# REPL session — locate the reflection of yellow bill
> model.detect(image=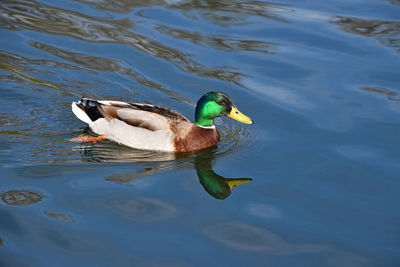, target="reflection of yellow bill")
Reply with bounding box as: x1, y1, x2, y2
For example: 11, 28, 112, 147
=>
226, 178, 253, 190
227, 106, 254, 124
